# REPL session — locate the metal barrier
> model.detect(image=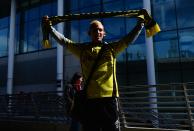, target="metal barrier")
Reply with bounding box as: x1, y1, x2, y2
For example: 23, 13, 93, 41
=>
0, 83, 194, 130
119, 82, 194, 131
0, 91, 69, 123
